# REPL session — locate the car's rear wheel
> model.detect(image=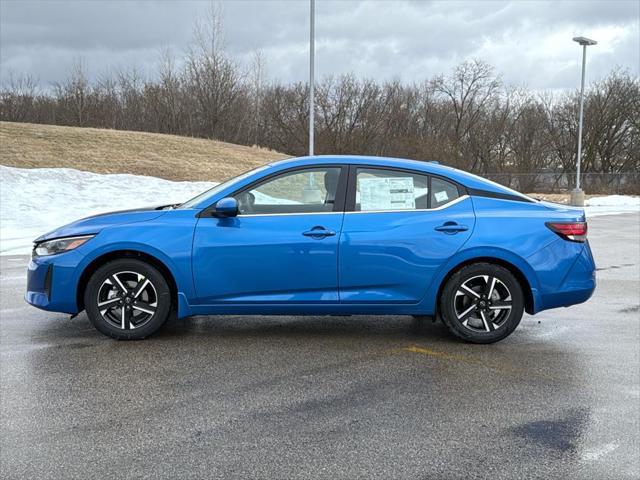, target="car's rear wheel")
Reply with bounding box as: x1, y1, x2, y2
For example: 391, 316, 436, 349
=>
439, 263, 524, 344
84, 258, 171, 340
